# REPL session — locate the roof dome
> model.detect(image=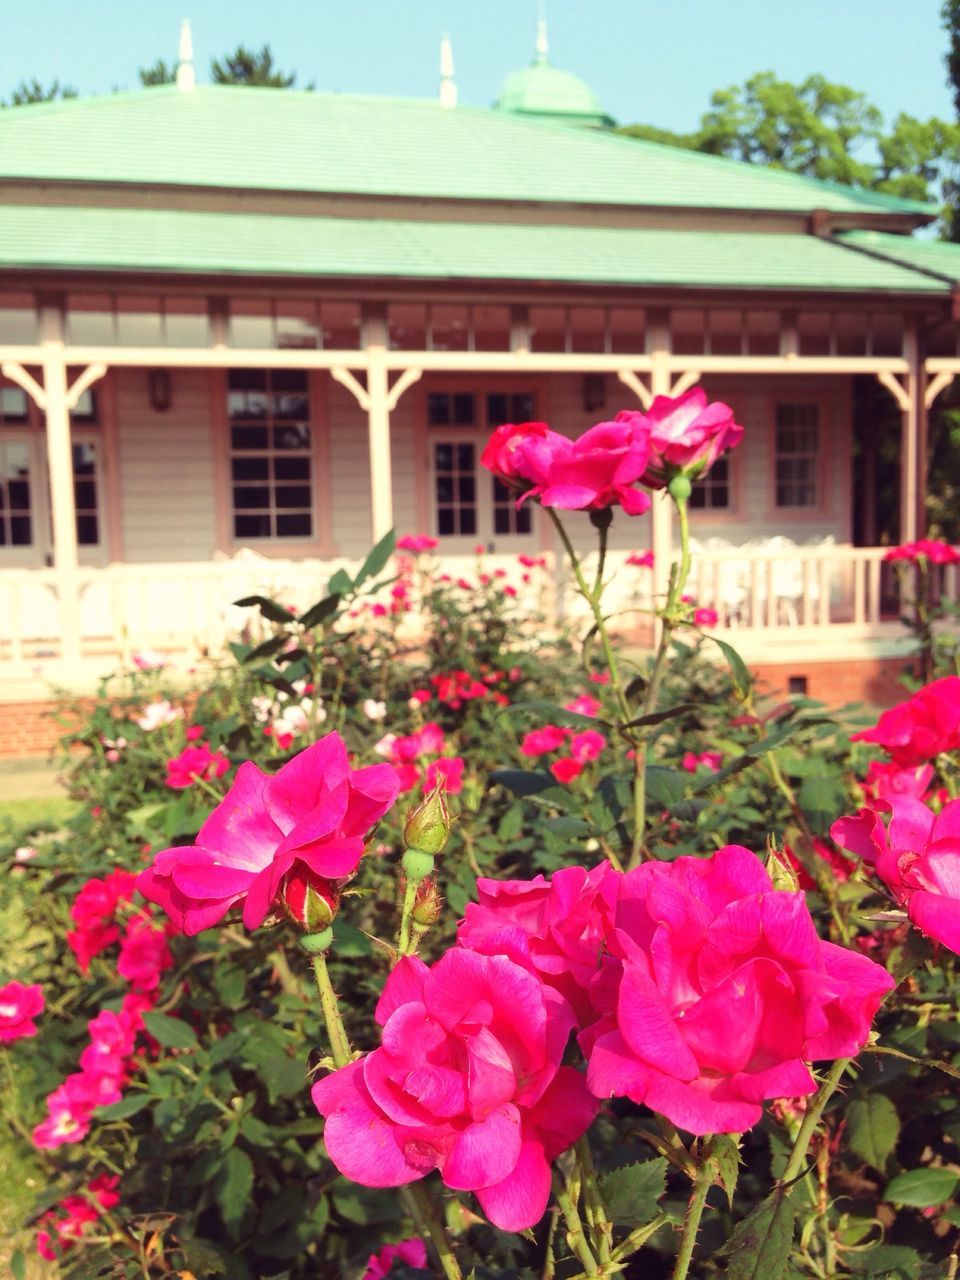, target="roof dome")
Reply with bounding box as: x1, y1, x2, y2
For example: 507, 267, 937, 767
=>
494, 22, 614, 129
